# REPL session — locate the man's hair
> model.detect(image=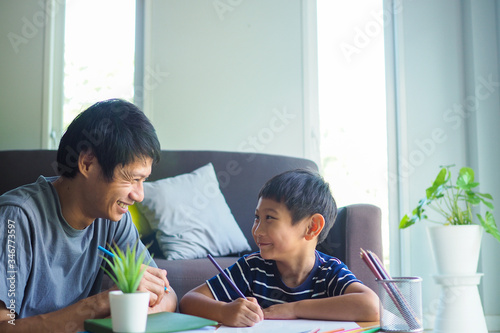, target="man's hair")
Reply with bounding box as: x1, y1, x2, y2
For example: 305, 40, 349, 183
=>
56, 99, 161, 181
258, 169, 337, 243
